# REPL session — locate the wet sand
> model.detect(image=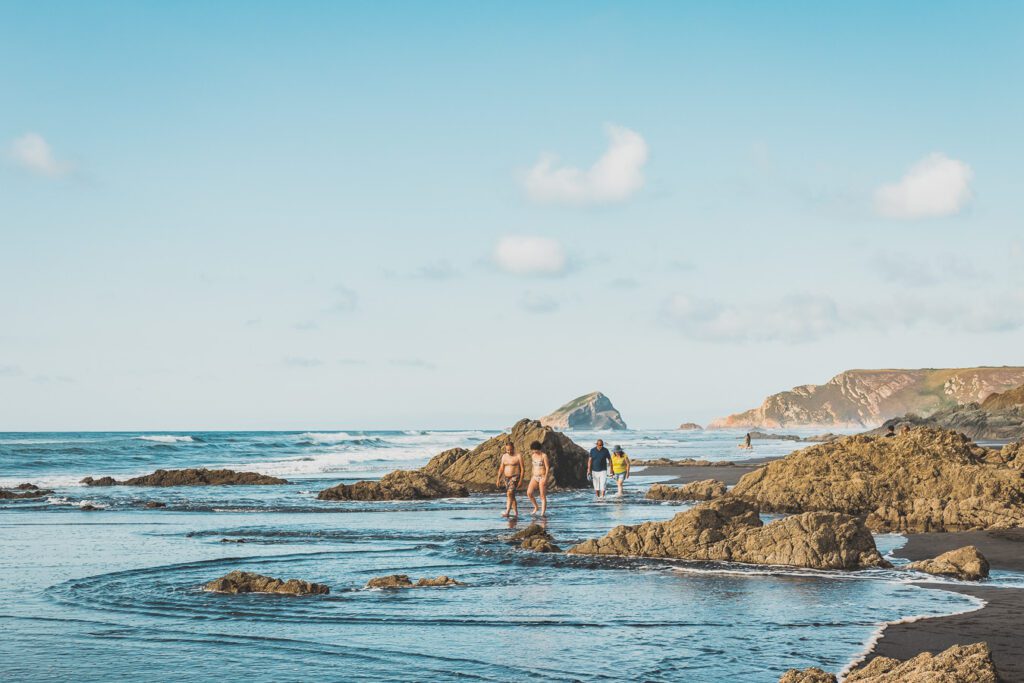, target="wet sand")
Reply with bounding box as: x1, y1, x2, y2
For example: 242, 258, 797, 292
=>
867, 529, 1024, 681
635, 457, 777, 486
